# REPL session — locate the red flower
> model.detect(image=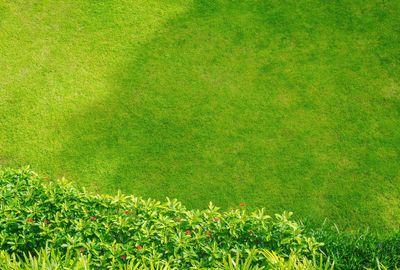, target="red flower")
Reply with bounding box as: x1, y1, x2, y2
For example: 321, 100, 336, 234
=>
125, 211, 129, 214
136, 245, 142, 250
44, 219, 49, 224
90, 217, 97, 221
114, 246, 117, 250
178, 217, 182, 220
206, 231, 211, 236
186, 230, 191, 235
44, 177, 50, 181
213, 218, 220, 221
121, 255, 126, 260
240, 203, 245, 207
28, 219, 34, 223
80, 249, 85, 253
